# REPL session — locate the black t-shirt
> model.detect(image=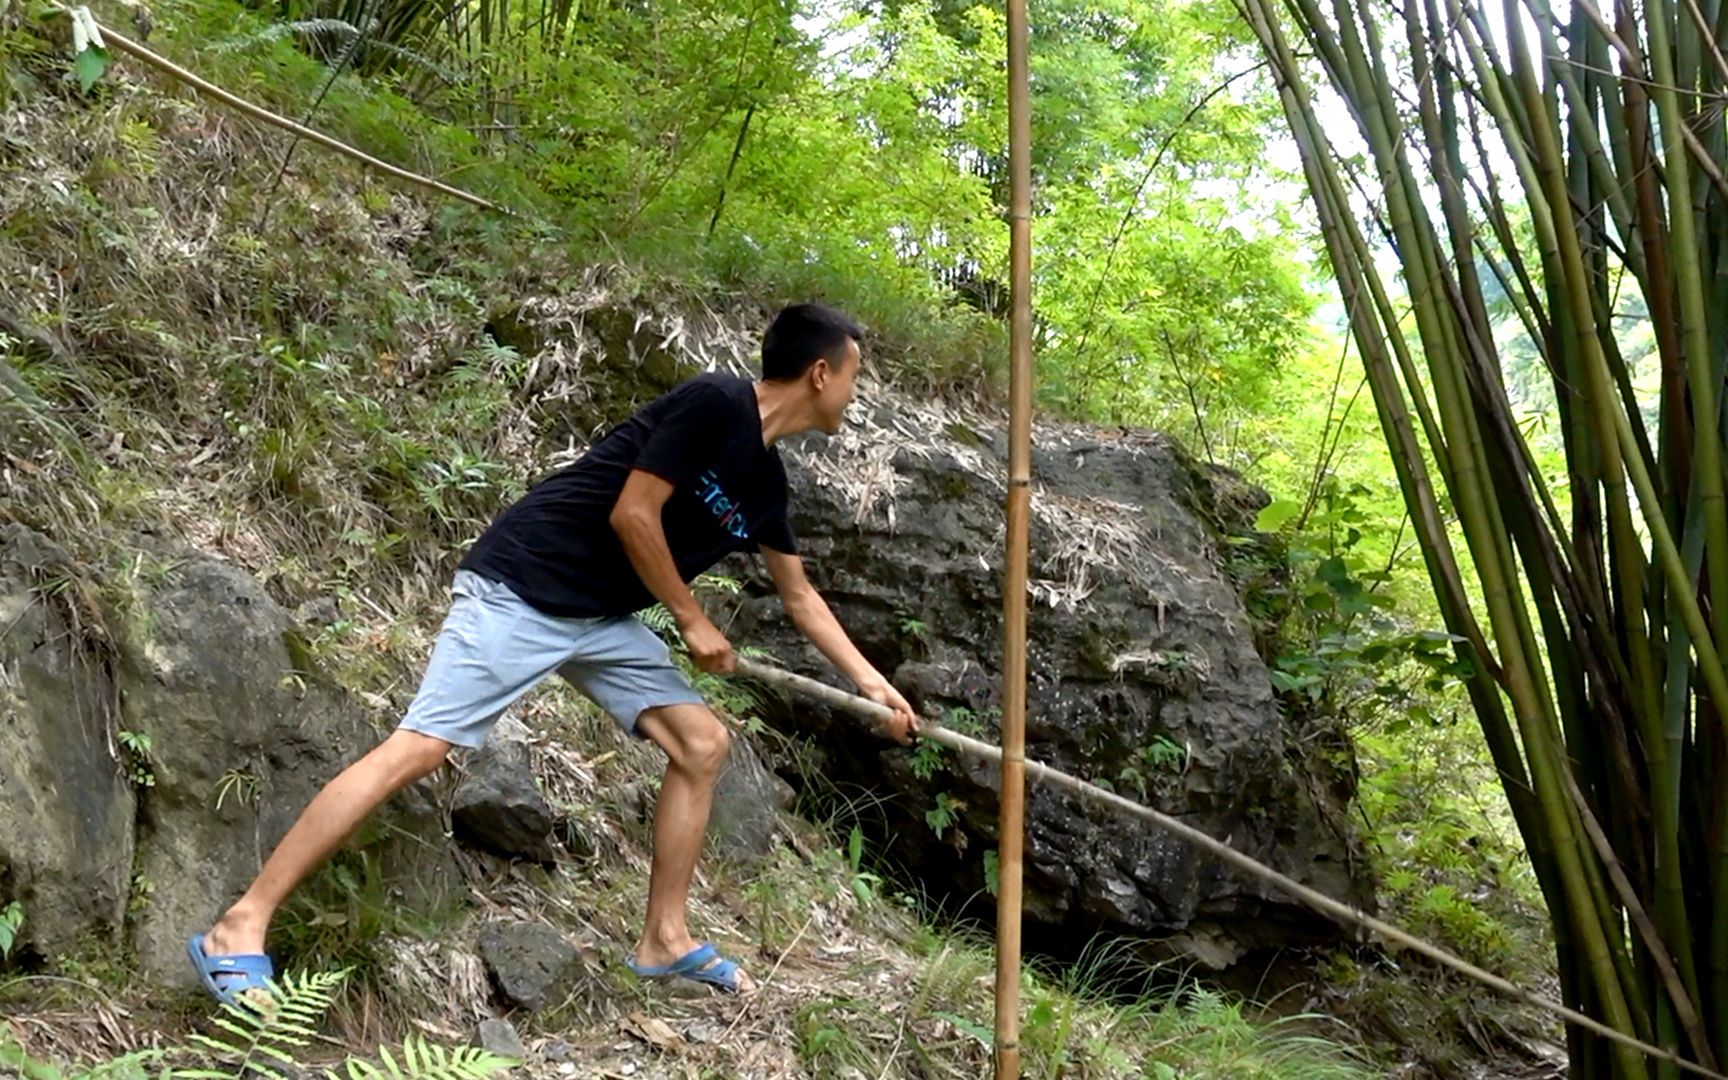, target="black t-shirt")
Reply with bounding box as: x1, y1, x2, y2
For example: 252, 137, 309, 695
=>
460, 373, 797, 617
